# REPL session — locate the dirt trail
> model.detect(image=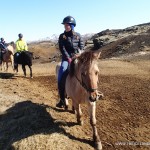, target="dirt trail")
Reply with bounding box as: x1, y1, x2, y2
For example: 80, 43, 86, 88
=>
0, 59, 150, 150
